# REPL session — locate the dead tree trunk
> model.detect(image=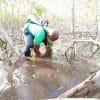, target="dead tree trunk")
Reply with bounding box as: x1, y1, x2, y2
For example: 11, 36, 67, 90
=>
58, 71, 100, 98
